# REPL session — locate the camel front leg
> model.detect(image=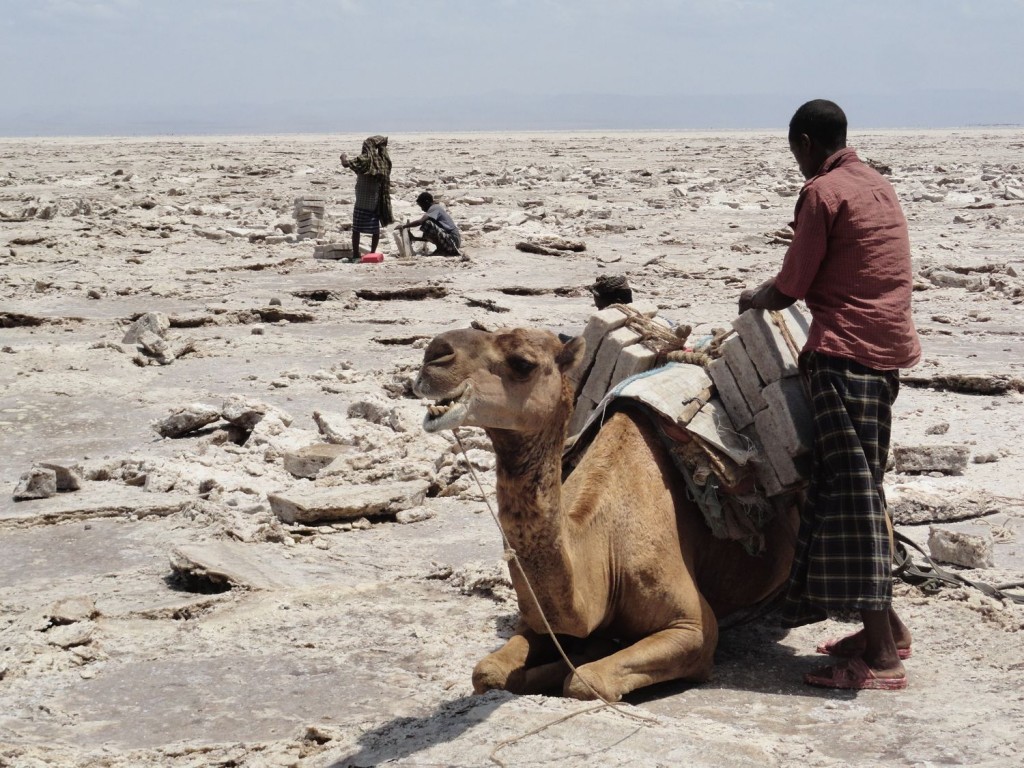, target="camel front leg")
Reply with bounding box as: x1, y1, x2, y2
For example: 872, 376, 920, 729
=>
473, 622, 561, 695
564, 599, 718, 702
